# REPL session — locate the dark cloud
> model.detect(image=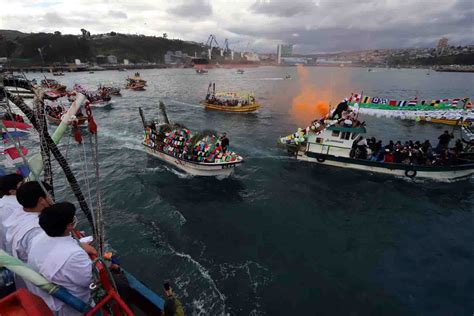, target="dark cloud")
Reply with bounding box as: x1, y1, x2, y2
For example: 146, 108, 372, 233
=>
108, 10, 128, 19
250, 0, 316, 17
168, 0, 213, 19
